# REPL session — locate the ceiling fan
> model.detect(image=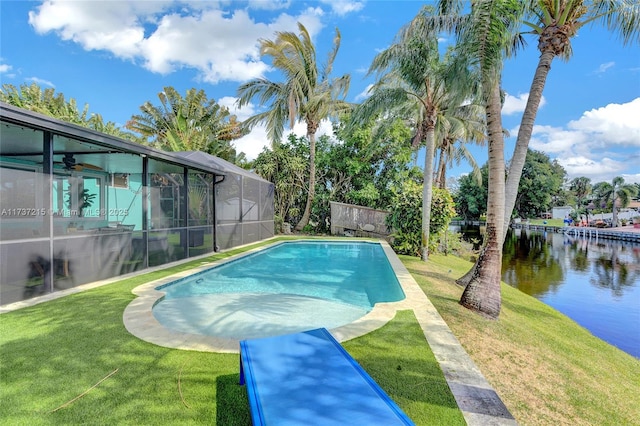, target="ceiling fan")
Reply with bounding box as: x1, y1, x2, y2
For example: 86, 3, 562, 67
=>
60, 153, 103, 171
